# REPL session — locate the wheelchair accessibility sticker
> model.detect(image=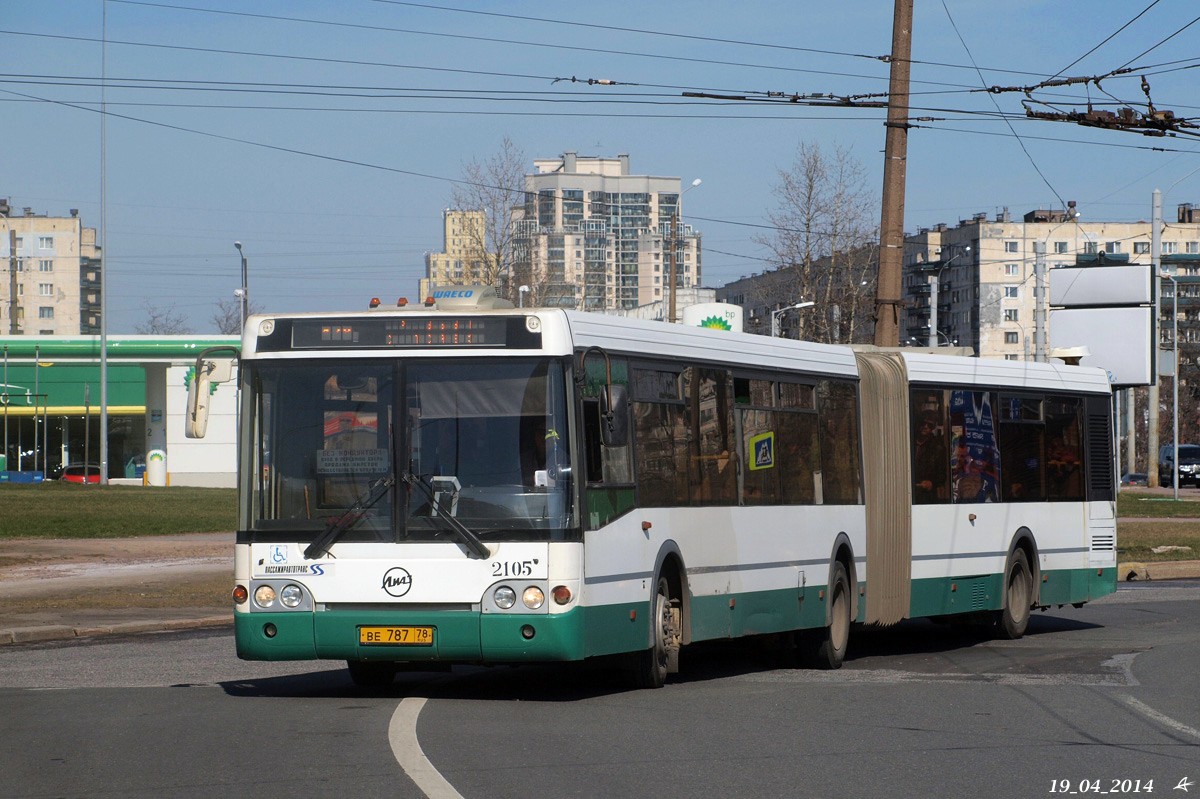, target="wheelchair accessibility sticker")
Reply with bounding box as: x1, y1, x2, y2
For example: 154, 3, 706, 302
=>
749, 432, 775, 471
